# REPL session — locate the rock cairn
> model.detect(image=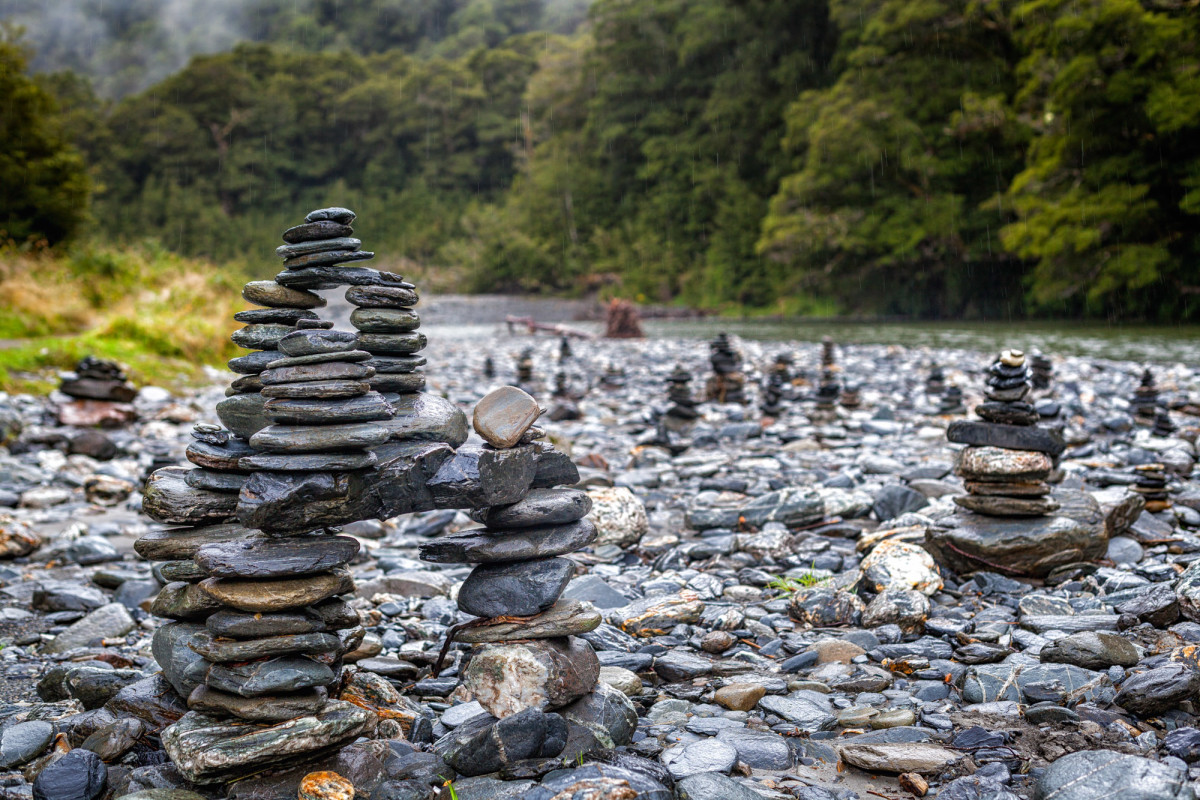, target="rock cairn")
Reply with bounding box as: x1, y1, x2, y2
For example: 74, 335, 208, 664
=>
136, 207, 468, 785
937, 384, 965, 415
559, 334, 572, 361
705, 333, 747, 404
946, 349, 1064, 517
925, 365, 946, 395
600, 364, 626, 390
840, 382, 862, 409
483, 355, 495, 378
1131, 368, 1159, 421
515, 347, 535, 386
420, 386, 605, 776
814, 369, 840, 411
820, 335, 836, 369
59, 356, 138, 403
1031, 351, 1053, 390
1152, 409, 1177, 438
1133, 463, 1171, 512
665, 364, 700, 425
